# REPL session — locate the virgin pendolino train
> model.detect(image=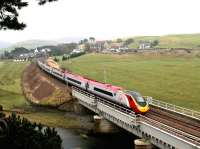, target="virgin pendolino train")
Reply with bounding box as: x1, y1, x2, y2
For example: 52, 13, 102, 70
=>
37, 58, 149, 114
